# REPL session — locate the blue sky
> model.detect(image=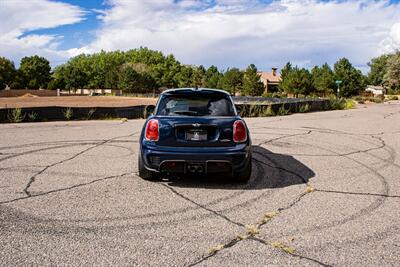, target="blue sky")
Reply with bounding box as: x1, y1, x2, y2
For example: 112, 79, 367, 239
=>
1, 0, 400, 72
